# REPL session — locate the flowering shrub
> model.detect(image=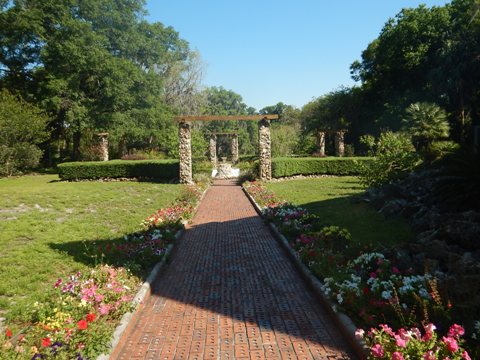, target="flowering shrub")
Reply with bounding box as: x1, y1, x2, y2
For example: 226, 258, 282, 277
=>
244, 181, 476, 352
320, 252, 451, 328
96, 182, 206, 274
2, 265, 139, 359
243, 181, 285, 208
359, 323, 471, 360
